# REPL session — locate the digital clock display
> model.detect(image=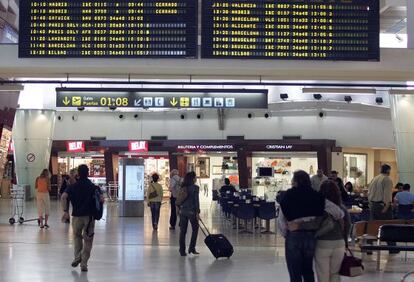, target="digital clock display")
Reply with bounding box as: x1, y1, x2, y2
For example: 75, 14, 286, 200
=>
19, 0, 197, 57
201, 0, 379, 60
56, 88, 269, 109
